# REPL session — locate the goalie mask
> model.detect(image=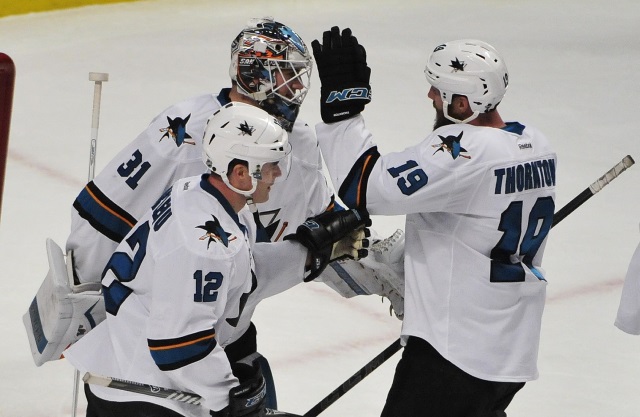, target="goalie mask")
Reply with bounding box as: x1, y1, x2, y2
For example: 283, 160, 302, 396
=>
424, 39, 509, 123
229, 17, 312, 132
203, 102, 292, 197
